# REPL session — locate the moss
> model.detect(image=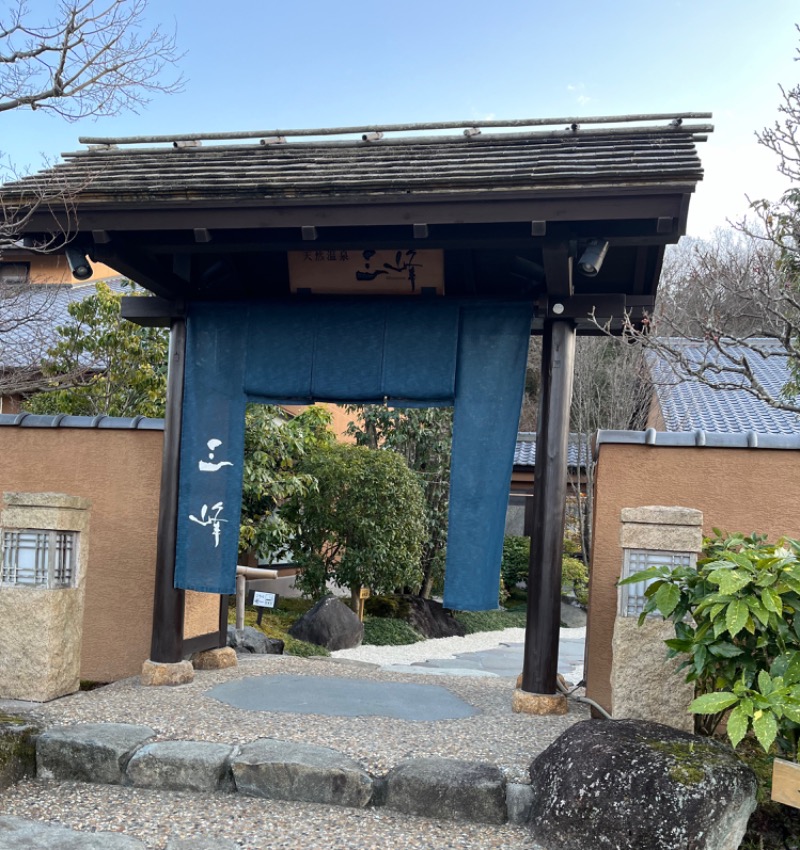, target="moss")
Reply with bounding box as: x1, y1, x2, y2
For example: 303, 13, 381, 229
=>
0, 718, 40, 790
646, 739, 726, 787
